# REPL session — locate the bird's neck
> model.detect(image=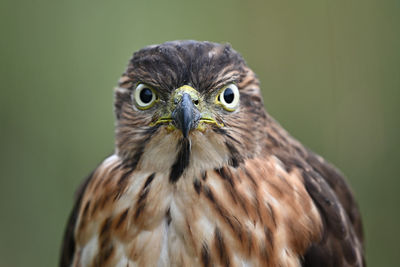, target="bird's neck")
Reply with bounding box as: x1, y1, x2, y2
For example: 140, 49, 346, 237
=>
120, 128, 235, 179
